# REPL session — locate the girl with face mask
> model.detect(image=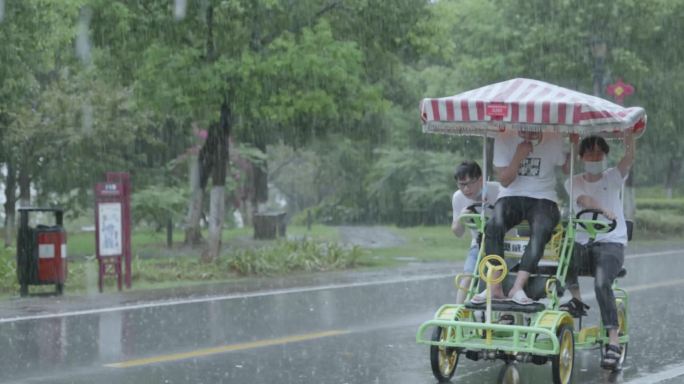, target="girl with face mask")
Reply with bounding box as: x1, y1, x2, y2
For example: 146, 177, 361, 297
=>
583, 158, 607, 175
562, 131, 636, 370
579, 136, 611, 177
